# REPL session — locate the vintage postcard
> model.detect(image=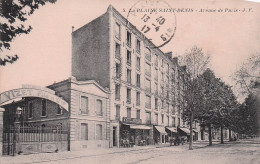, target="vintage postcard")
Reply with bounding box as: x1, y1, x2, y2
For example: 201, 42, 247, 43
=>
0, 0, 259, 163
